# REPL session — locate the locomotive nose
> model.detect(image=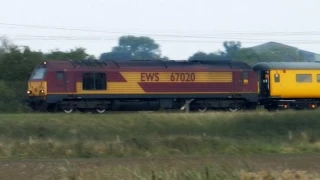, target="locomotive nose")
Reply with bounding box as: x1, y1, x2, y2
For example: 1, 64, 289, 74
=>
27, 81, 47, 96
